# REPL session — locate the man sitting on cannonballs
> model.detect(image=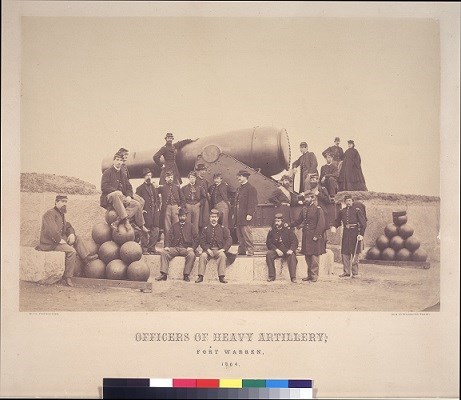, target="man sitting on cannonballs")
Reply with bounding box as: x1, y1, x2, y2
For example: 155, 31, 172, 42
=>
36, 195, 98, 287
100, 151, 149, 233
196, 209, 233, 284
156, 207, 199, 282
265, 213, 298, 283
